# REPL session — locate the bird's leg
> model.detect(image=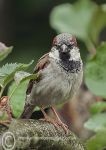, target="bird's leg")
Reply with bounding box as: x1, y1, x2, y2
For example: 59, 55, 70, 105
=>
51, 106, 68, 134
40, 106, 58, 128
0, 120, 10, 127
